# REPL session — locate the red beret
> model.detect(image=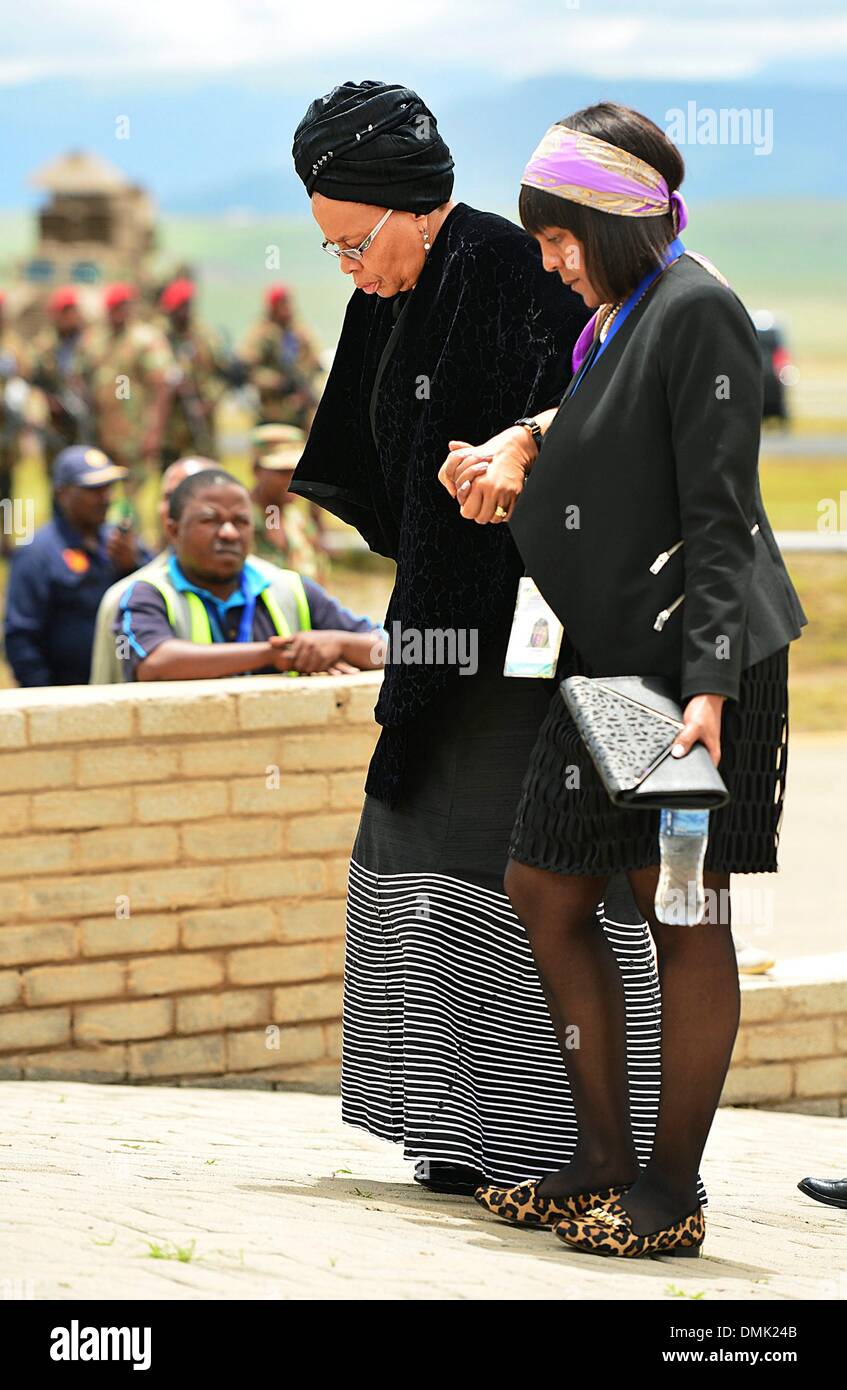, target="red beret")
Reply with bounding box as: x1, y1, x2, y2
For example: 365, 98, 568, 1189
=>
47, 286, 79, 314
159, 278, 195, 313
265, 283, 291, 308
104, 283, 137, 310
